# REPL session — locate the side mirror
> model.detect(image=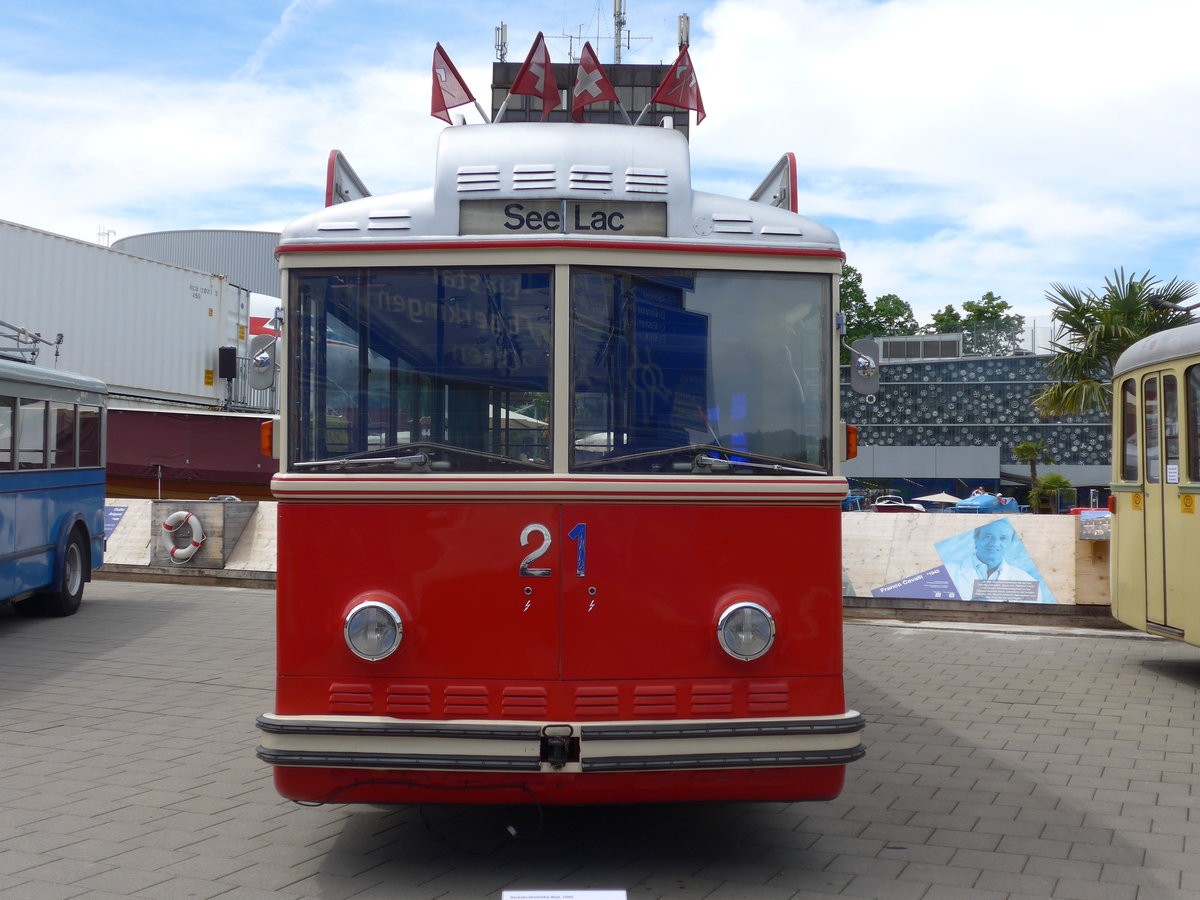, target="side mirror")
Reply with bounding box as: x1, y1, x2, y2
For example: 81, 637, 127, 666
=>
247, 333, 277, 391
848, 339, 879, 399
